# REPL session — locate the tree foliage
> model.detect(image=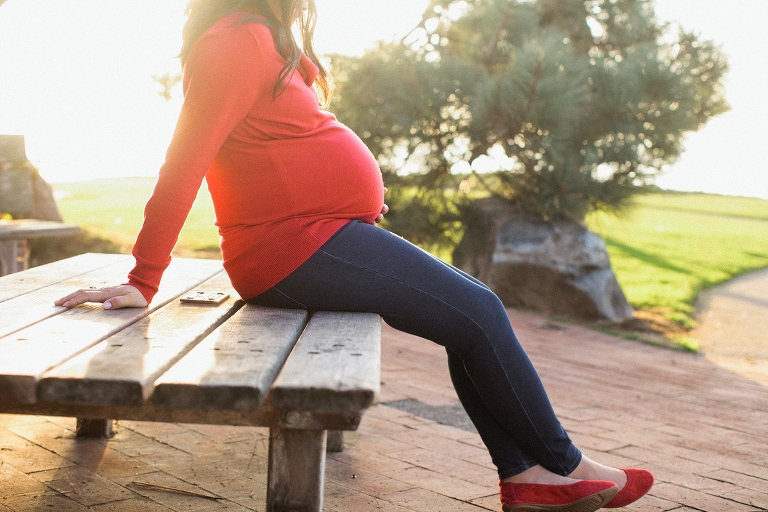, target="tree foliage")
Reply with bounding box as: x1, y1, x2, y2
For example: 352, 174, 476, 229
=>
330, 0, 729, 247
